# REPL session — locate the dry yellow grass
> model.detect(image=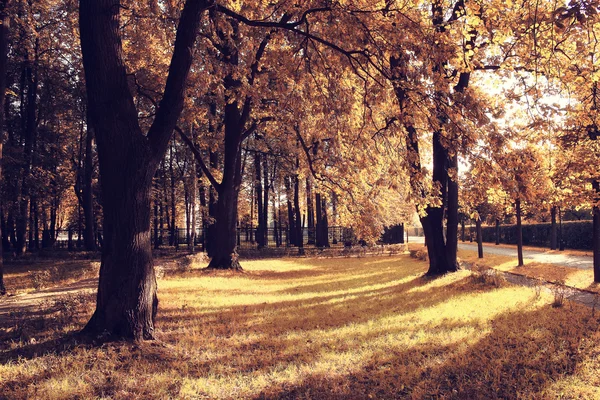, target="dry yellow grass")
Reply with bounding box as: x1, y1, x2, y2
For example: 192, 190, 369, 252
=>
1, 253, 600, 399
